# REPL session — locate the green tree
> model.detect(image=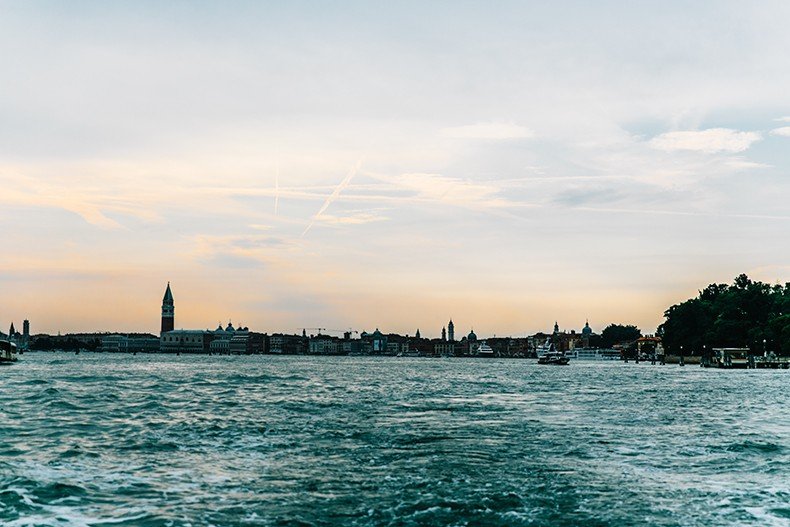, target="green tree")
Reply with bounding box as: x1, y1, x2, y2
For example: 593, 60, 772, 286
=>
600, 324, 642, 348
659, 275, 790, 355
